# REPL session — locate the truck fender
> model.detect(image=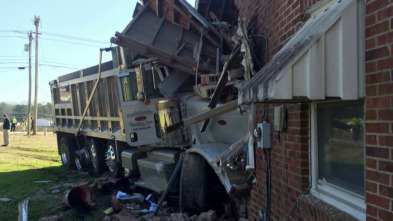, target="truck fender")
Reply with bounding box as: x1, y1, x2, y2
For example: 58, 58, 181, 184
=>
187, 143, 233, 194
